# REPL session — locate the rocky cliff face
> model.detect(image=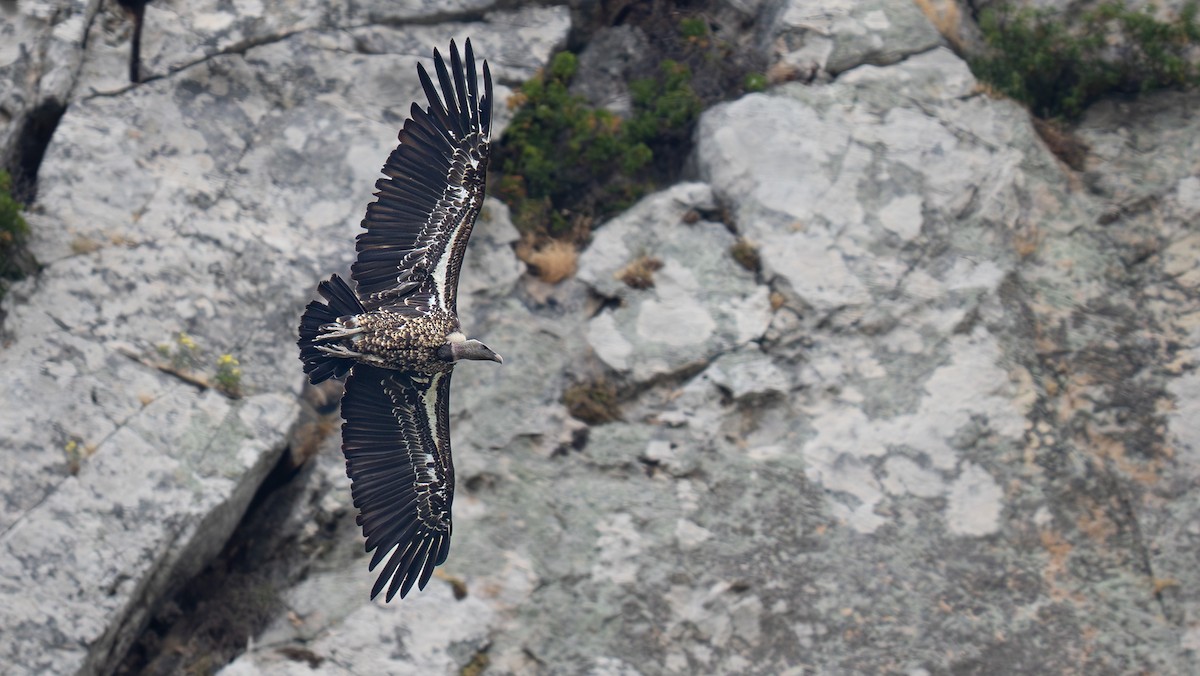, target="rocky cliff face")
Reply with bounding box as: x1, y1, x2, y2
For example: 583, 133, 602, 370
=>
2, 0, 1200, 674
